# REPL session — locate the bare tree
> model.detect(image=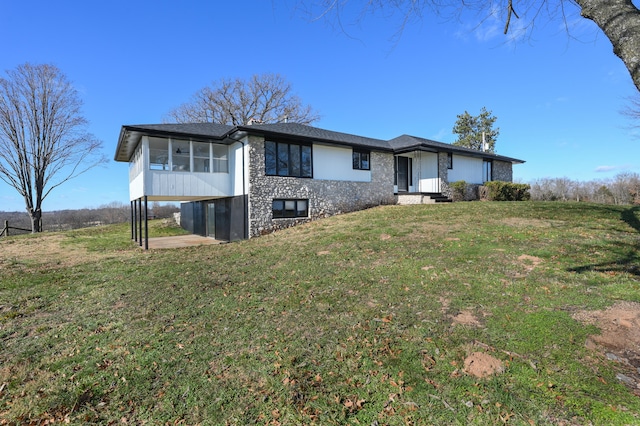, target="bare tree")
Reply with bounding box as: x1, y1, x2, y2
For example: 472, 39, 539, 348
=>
0, 63, 105, 232
529, 173, 640, 204
298, 1, 640, 93
165, 73, 320, 125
